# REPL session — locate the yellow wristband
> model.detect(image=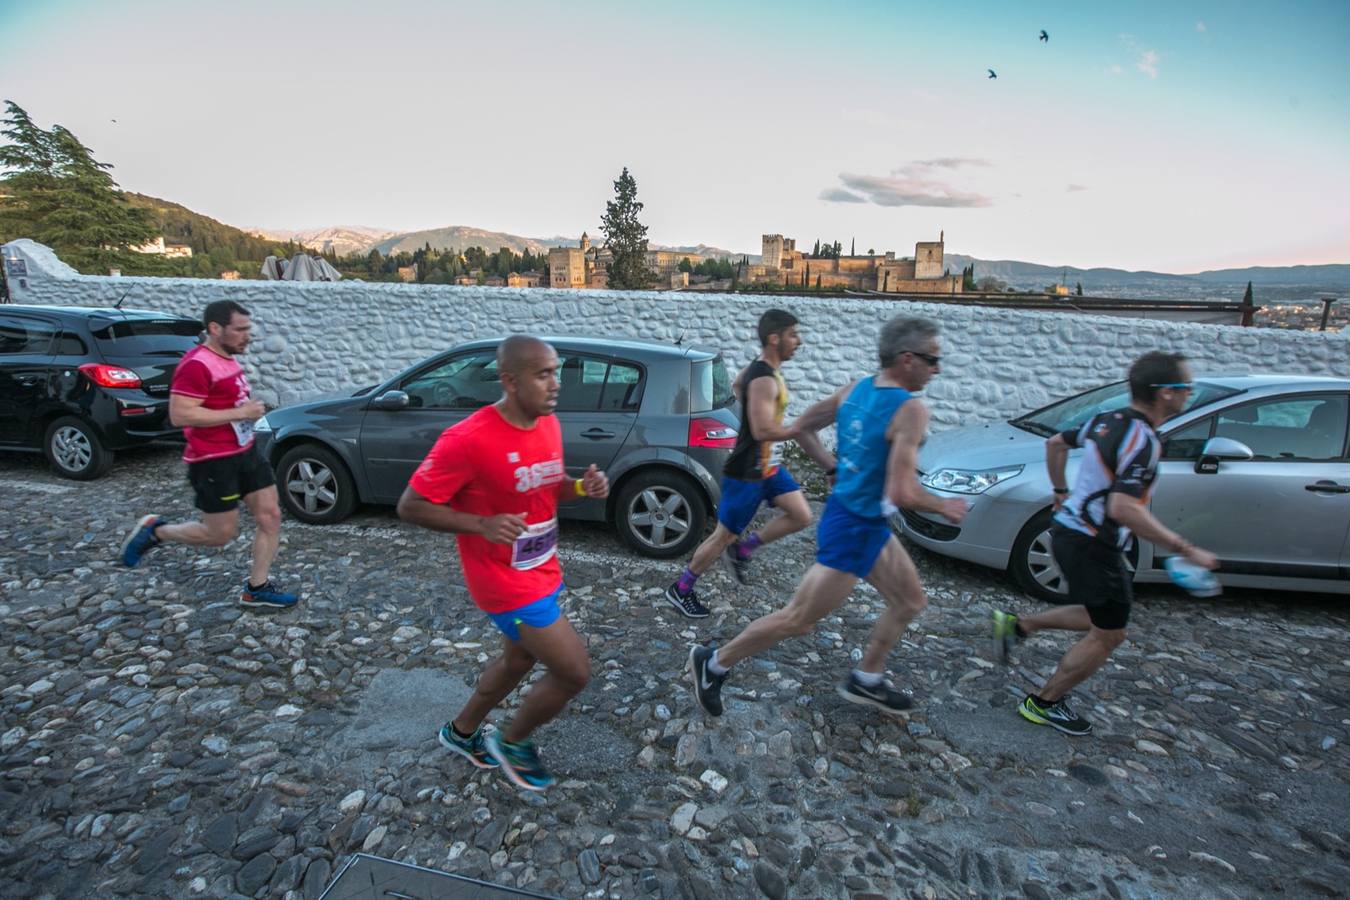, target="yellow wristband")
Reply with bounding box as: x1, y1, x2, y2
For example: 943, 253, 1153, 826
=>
574, 478, 587, 497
